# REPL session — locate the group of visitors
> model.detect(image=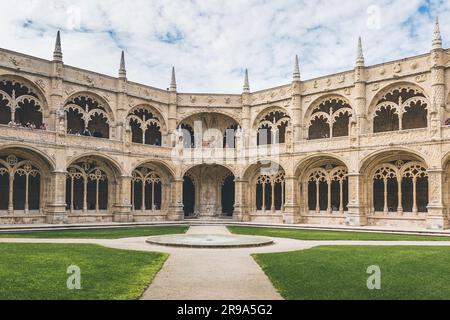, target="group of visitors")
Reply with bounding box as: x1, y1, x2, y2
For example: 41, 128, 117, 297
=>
8, 121, 47, 130
68, 128, 93, 137
67, 128, 104, 138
